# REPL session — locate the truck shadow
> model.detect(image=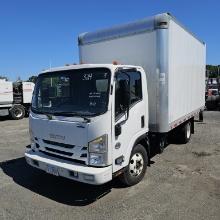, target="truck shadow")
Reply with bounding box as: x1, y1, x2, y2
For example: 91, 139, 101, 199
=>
0, 156, 119, 206
0, 115, 10, 121
0, 147, 163, 206
0, 115, 29, 121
